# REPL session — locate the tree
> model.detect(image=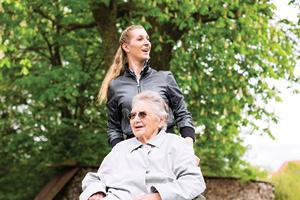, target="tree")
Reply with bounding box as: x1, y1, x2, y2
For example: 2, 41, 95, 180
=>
0, 0, 299, 199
